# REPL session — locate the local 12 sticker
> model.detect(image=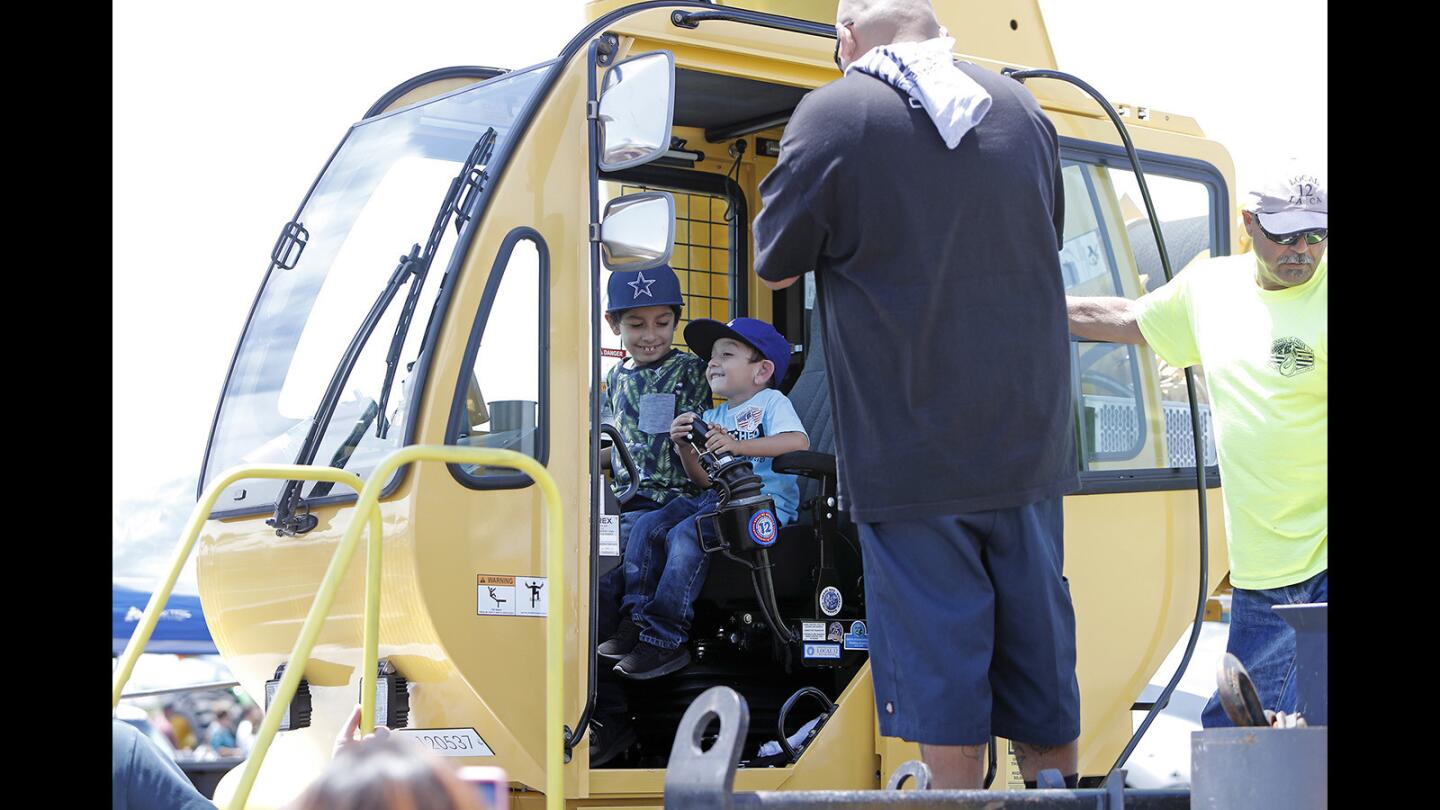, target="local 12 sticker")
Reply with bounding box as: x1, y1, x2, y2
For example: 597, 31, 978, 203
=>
749, 509, 778, 546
